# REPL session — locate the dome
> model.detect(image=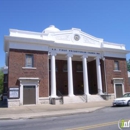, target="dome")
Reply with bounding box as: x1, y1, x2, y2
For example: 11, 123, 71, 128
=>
43, 25, 60, 34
